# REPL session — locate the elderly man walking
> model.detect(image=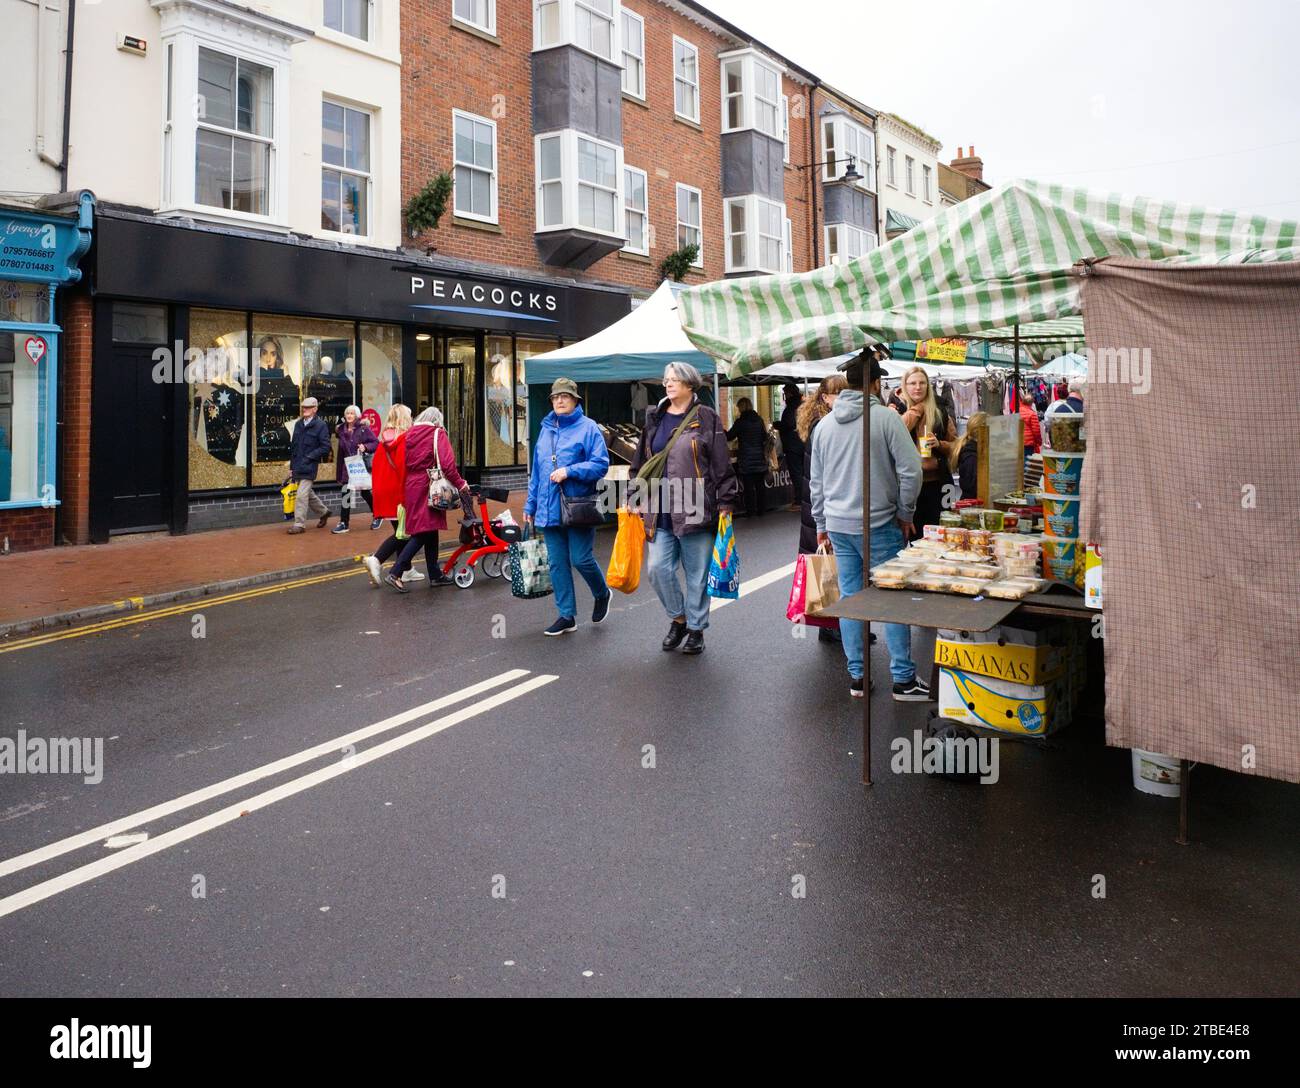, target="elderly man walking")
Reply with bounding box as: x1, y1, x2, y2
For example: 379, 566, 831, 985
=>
287, 396, 333, 534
